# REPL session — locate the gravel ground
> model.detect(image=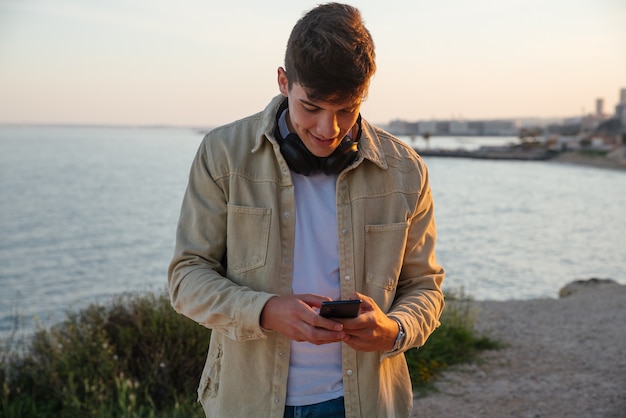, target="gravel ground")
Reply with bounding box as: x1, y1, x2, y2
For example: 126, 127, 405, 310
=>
411, 282, 626, 418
